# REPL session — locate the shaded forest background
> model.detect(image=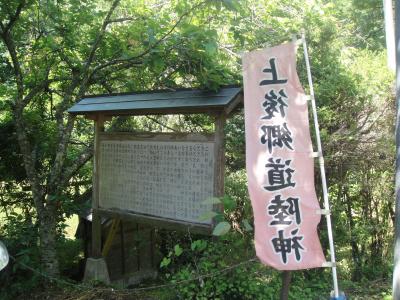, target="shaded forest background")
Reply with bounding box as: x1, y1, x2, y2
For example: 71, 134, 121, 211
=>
0, 0, 395, 299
